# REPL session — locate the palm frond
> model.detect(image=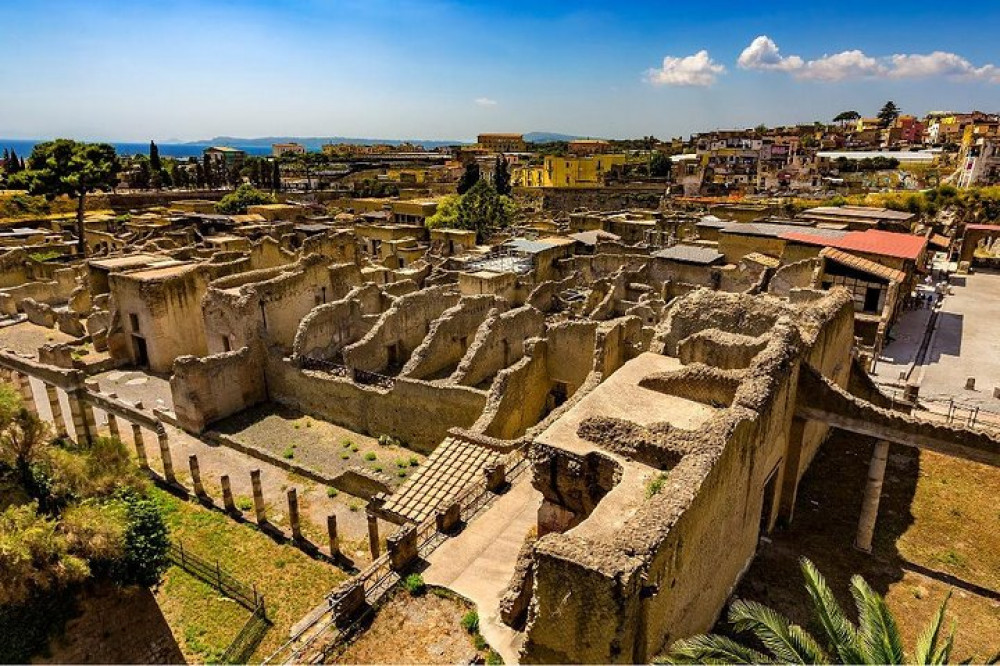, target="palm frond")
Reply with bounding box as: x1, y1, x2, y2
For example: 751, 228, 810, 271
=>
729, 599, 831, 664
663, 633, 776, 664
851, 575, 906, 664
914, 590, 951, 664
799, 557, 864, 664
930, 622, 956, 665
